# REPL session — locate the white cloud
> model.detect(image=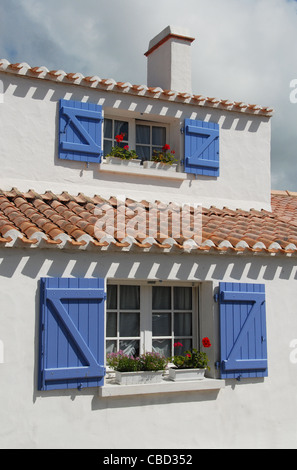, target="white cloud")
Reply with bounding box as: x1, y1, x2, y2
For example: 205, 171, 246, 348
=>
1, 0, 297, 190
